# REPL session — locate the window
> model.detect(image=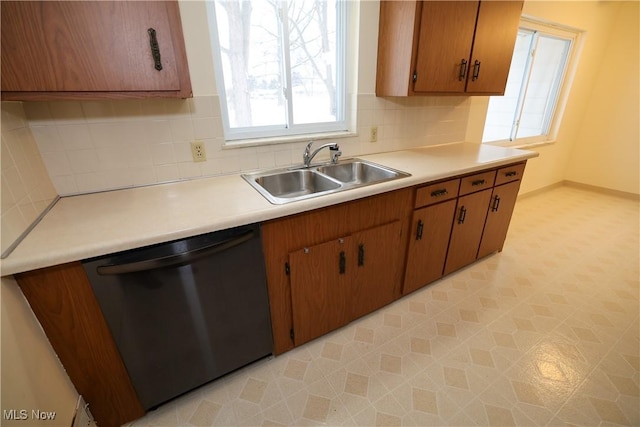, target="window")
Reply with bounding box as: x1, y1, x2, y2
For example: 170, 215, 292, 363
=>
483, 19, 579, 145
207, 0, 348, 142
